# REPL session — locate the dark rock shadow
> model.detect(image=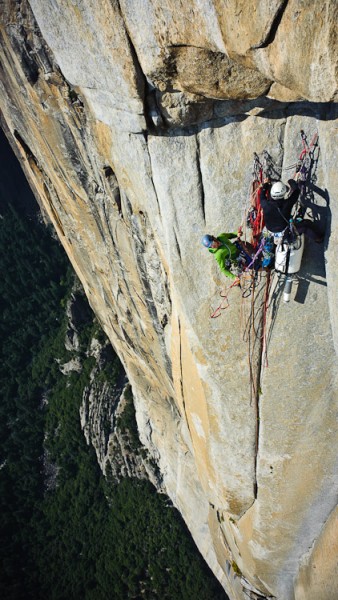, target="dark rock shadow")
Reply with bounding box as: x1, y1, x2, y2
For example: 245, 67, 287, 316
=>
150, 97, 338, 136
293, 138, 331, 303
294, 240, 327, 304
